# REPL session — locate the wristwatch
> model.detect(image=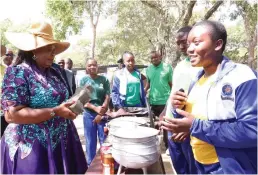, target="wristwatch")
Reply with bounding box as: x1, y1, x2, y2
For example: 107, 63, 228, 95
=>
50, 109, 56, 117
